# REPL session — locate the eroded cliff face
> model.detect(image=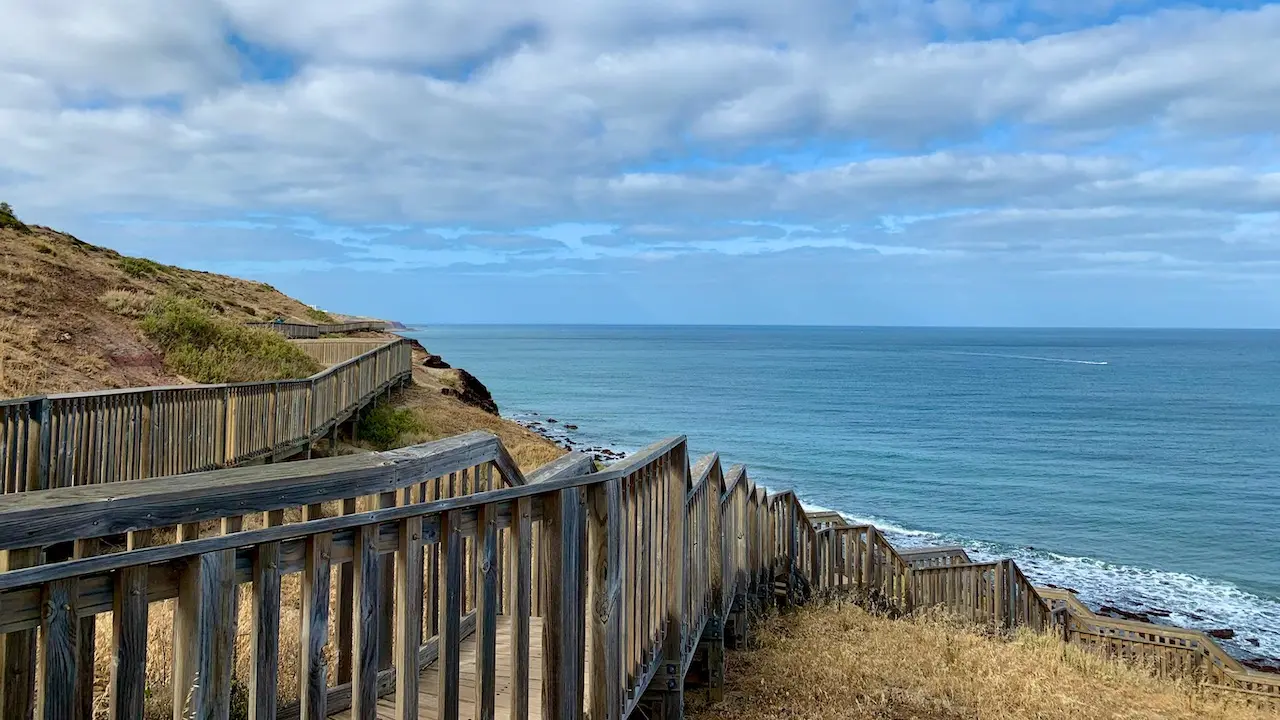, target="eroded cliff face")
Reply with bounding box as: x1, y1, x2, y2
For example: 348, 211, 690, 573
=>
441, 368, 499, 415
